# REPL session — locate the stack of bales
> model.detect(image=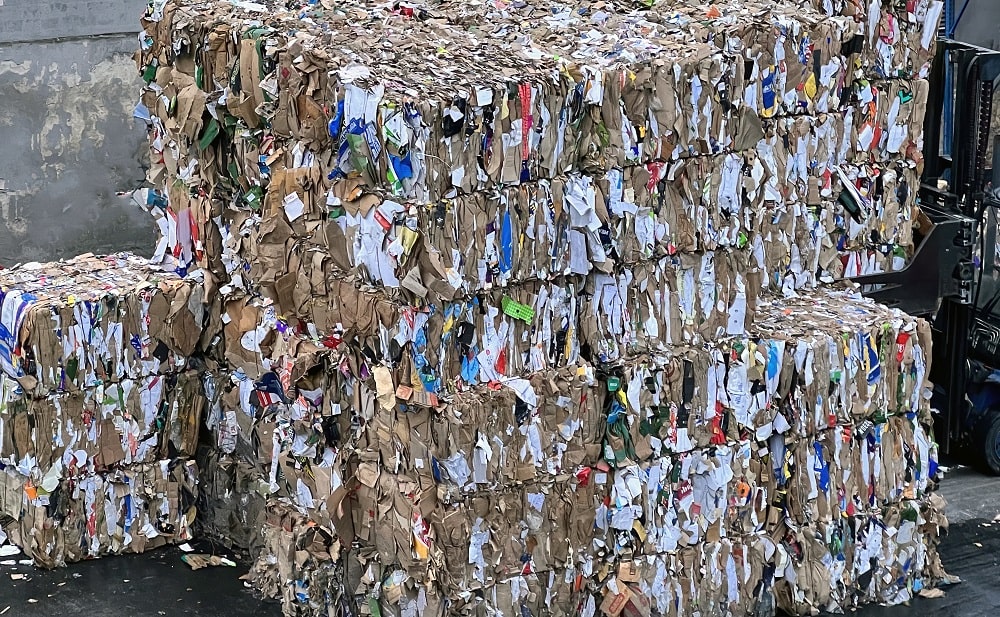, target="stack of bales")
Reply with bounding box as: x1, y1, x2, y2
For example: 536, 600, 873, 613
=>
0, 1, 955, 616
